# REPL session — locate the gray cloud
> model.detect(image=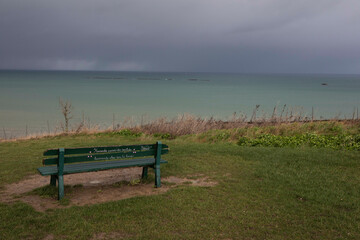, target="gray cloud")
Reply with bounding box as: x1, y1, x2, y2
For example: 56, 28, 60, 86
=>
0, 0, 359, 73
